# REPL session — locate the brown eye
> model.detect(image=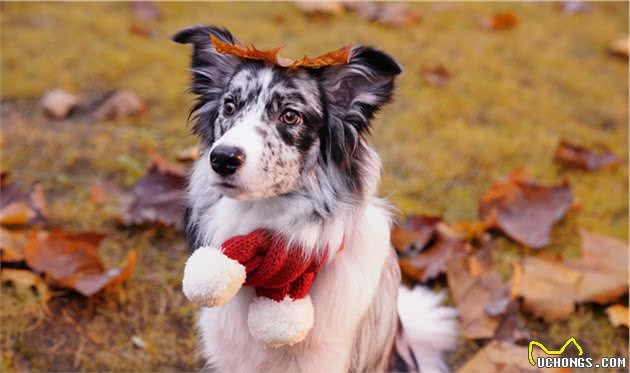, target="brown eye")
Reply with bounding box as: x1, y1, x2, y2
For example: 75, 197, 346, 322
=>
223, 100, 236, 116
280, 110, 301, 125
